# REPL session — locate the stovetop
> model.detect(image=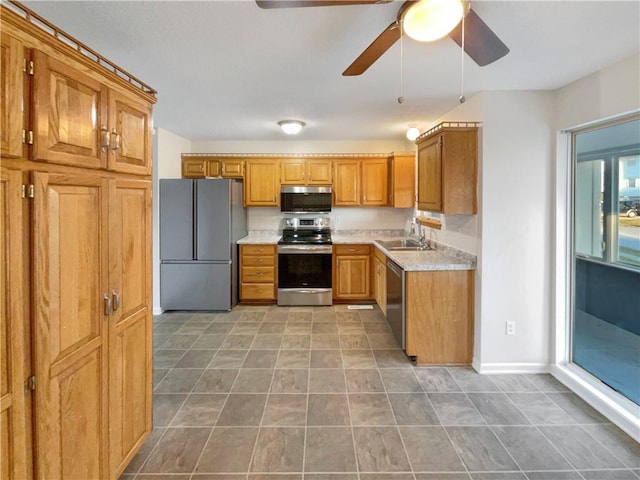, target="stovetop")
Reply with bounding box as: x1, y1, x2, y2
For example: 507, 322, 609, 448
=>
278, 230, 332, 245
278, 216, 332, 245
